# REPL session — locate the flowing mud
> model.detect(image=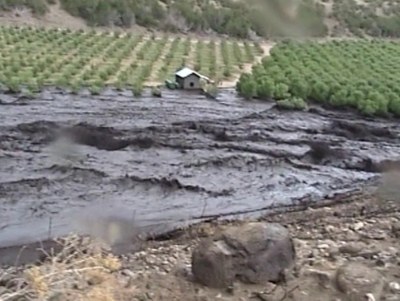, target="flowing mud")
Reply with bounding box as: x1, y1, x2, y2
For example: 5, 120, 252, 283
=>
0, 88, 399, 257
